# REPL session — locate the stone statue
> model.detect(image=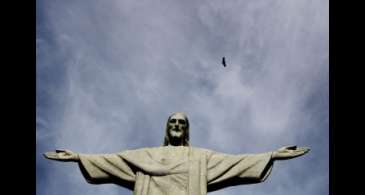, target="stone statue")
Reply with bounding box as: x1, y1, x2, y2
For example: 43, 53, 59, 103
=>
44, 112, 309, 195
